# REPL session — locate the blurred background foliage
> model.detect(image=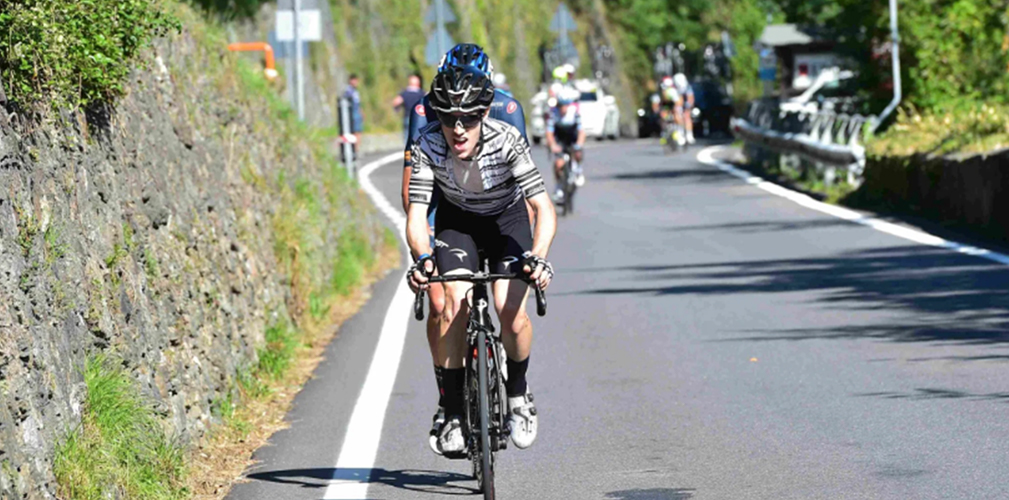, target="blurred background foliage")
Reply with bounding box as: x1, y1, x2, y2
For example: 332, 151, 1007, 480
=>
1, 0, 1007, 152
